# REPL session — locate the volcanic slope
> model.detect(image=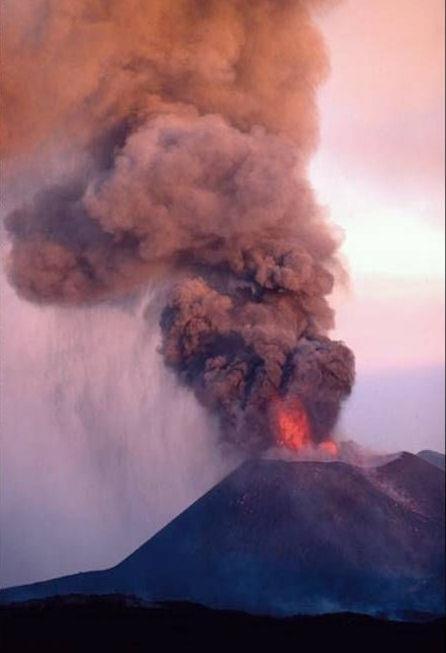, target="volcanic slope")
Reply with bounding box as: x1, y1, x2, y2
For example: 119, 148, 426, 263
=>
417, 450, 445, 471
1, 454, 444, 617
